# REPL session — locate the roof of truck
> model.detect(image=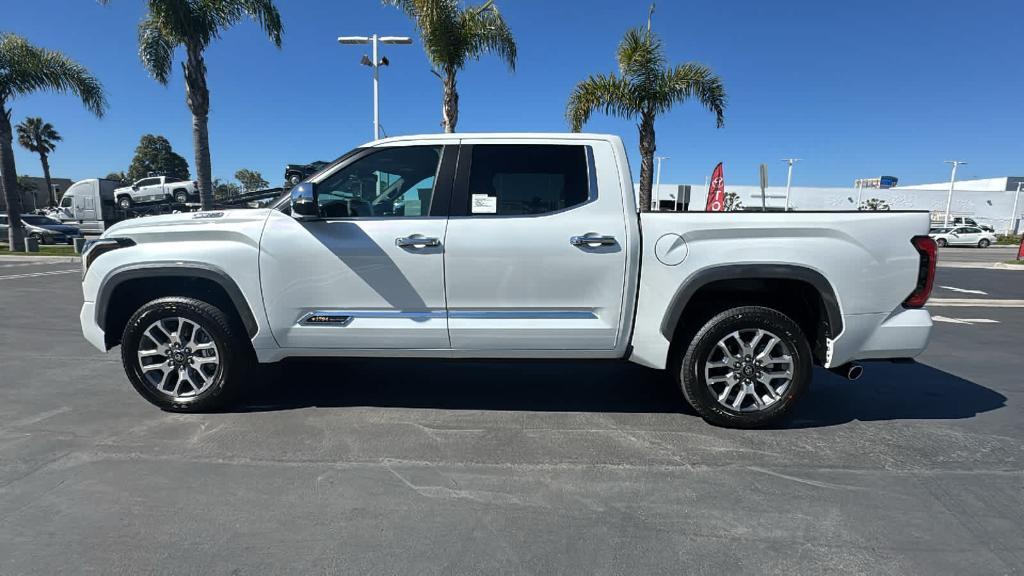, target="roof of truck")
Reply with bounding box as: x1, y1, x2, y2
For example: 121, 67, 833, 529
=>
367, 132, 621, 146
